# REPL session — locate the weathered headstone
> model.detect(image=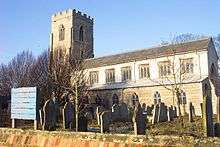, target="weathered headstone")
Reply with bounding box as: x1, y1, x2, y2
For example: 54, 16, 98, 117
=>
42, 99, 57, 131
78, 115, 88, 132
63, 102, 75, 129
100, 111, 112, 133
119, 102, 130, 121
152, 103, 168, 123
157, 103, 168, 122
111, 104, 120, 121
132, 103, 146, 135
202, 96, 214, 137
